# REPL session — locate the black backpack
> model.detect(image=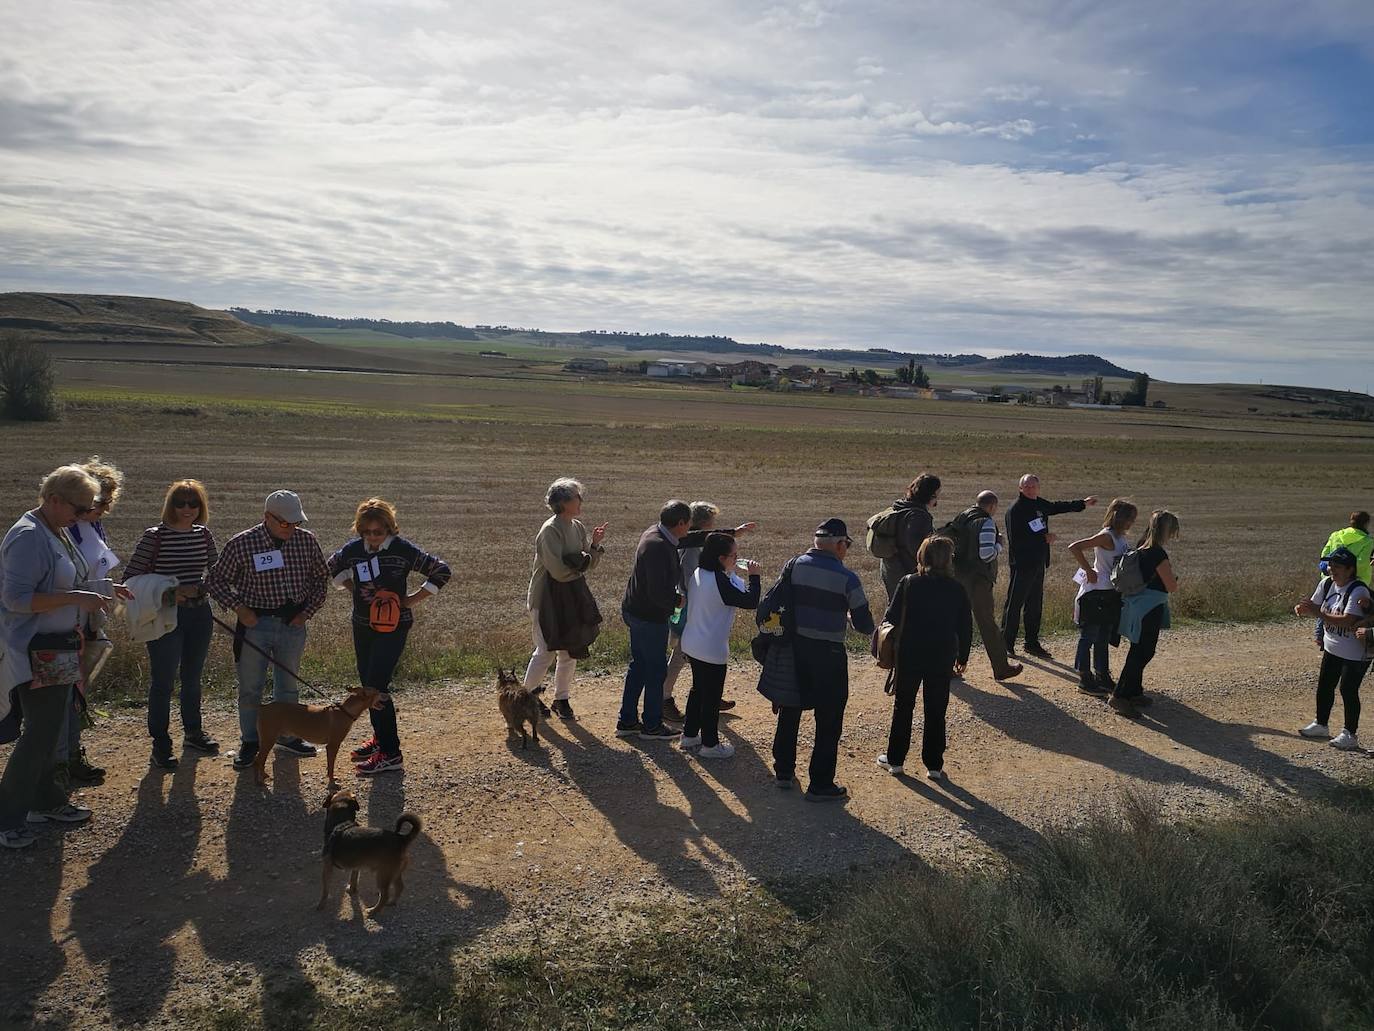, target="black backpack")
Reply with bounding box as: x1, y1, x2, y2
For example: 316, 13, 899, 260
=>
936, 507, 986, 572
